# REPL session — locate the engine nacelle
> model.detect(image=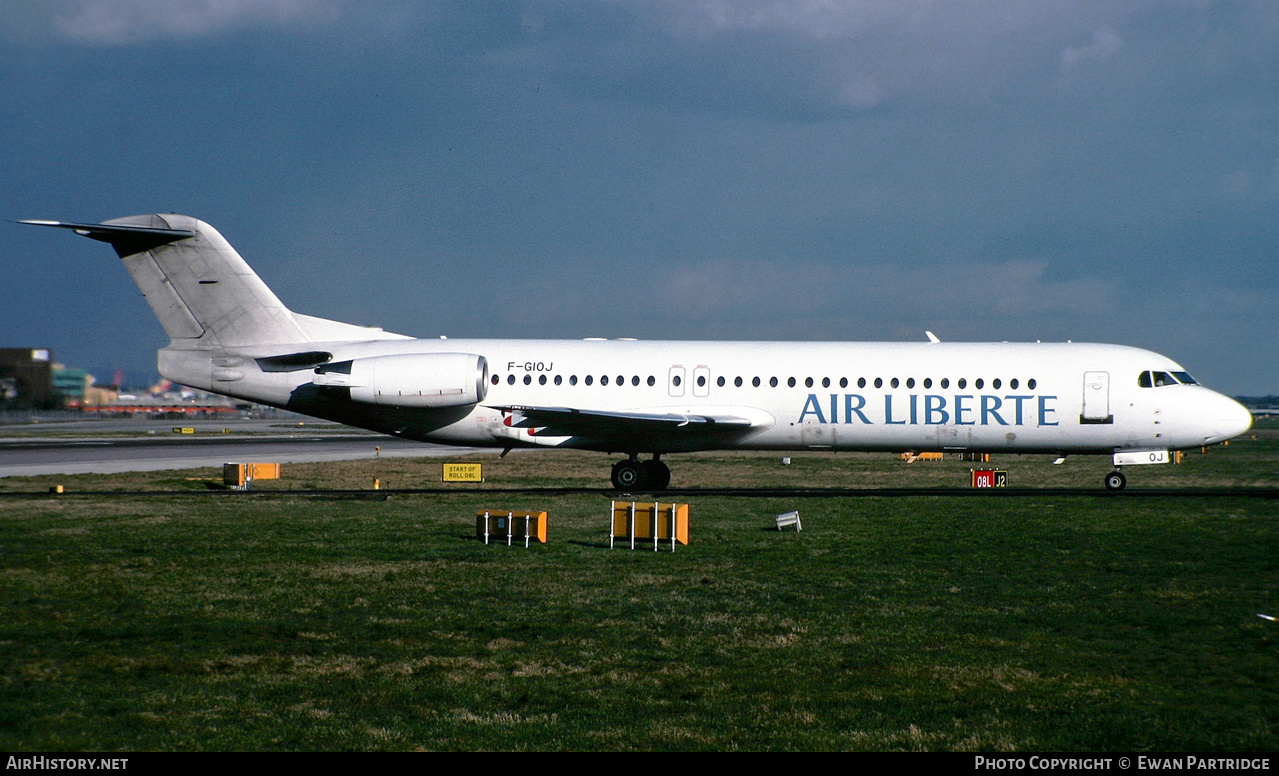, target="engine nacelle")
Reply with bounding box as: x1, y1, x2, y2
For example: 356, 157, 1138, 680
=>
312, 353, 488, 408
